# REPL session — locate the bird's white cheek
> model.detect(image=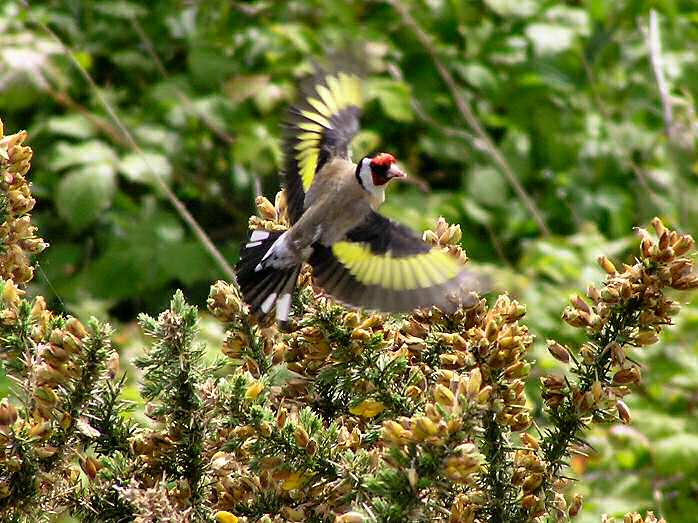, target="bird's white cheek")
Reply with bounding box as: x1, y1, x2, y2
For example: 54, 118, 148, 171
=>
359, 163, 373, 190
